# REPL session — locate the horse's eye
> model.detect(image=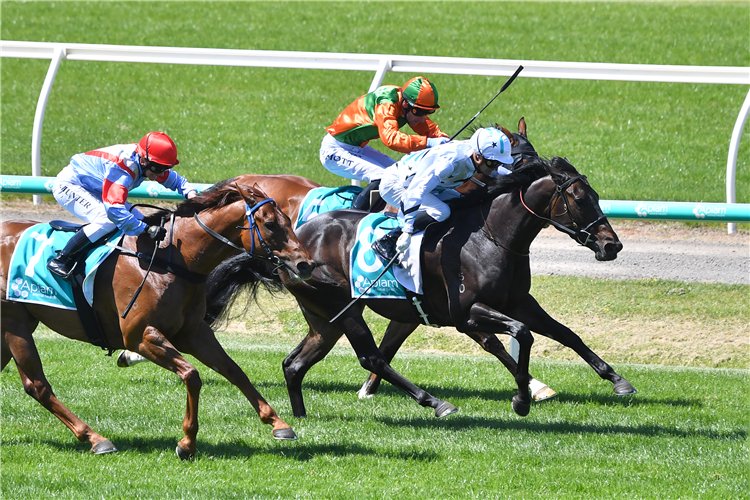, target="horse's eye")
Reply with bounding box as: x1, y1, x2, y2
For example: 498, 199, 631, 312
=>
264, 221, 276, 230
